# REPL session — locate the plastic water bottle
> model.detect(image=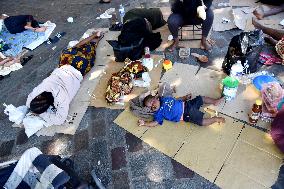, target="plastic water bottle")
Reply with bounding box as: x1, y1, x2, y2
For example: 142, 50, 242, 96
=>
119, 4, 125, 23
